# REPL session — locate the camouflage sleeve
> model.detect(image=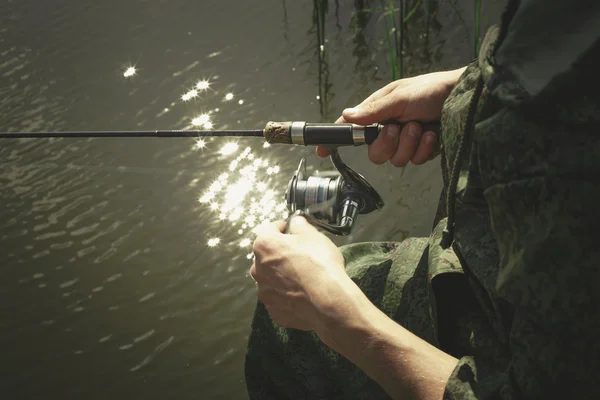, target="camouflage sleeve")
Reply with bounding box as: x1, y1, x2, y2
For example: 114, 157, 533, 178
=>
443, 99, 600, 398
